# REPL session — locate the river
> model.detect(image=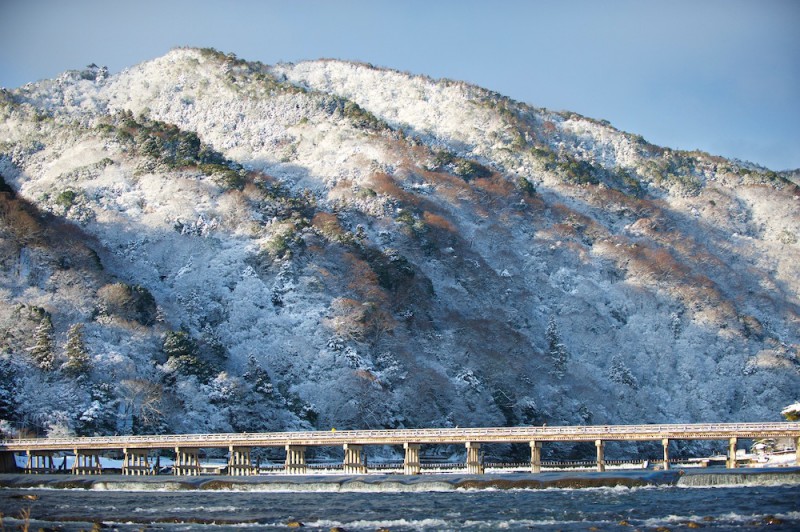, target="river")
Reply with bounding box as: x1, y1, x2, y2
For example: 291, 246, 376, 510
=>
1, 469, 799, 530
